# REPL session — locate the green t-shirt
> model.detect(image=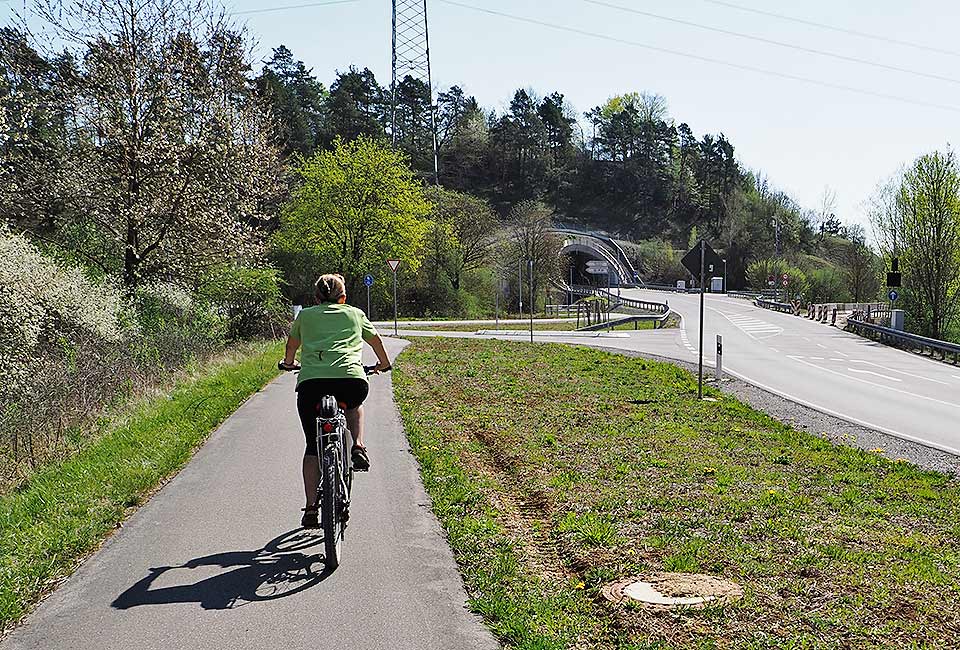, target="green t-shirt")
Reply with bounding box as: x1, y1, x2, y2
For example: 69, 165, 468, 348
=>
290, 303, 378, 383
